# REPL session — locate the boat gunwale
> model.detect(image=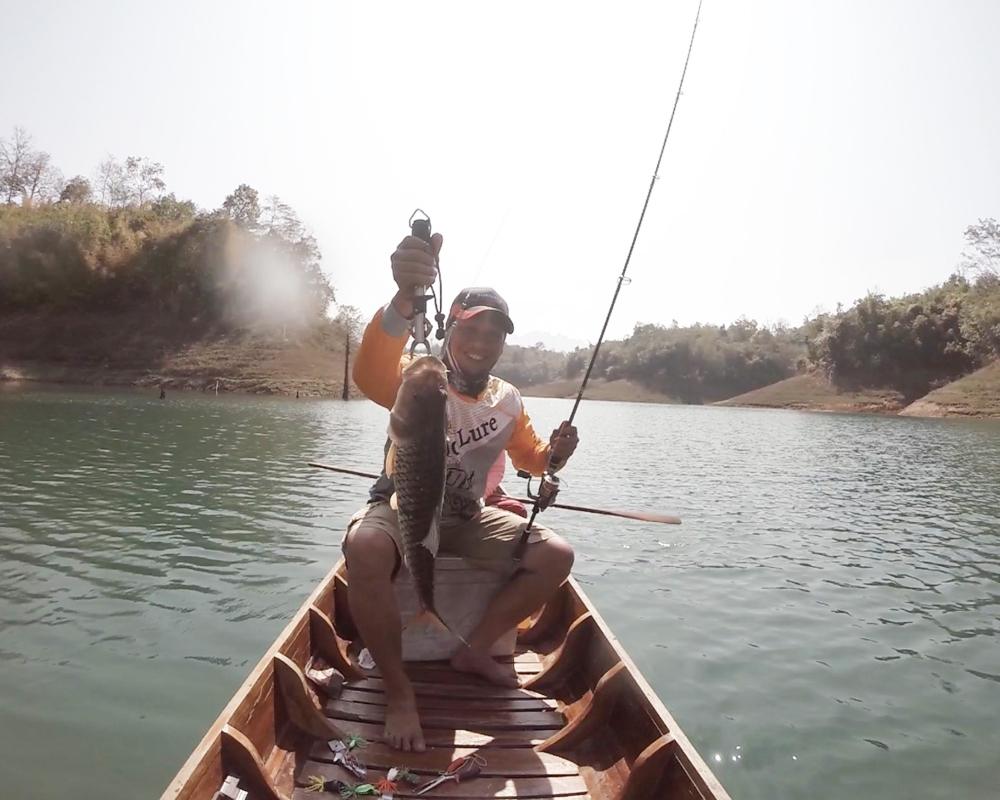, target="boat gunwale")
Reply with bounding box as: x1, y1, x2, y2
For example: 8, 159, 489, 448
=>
562, 575, 731, 799
159, 563, 340, 800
